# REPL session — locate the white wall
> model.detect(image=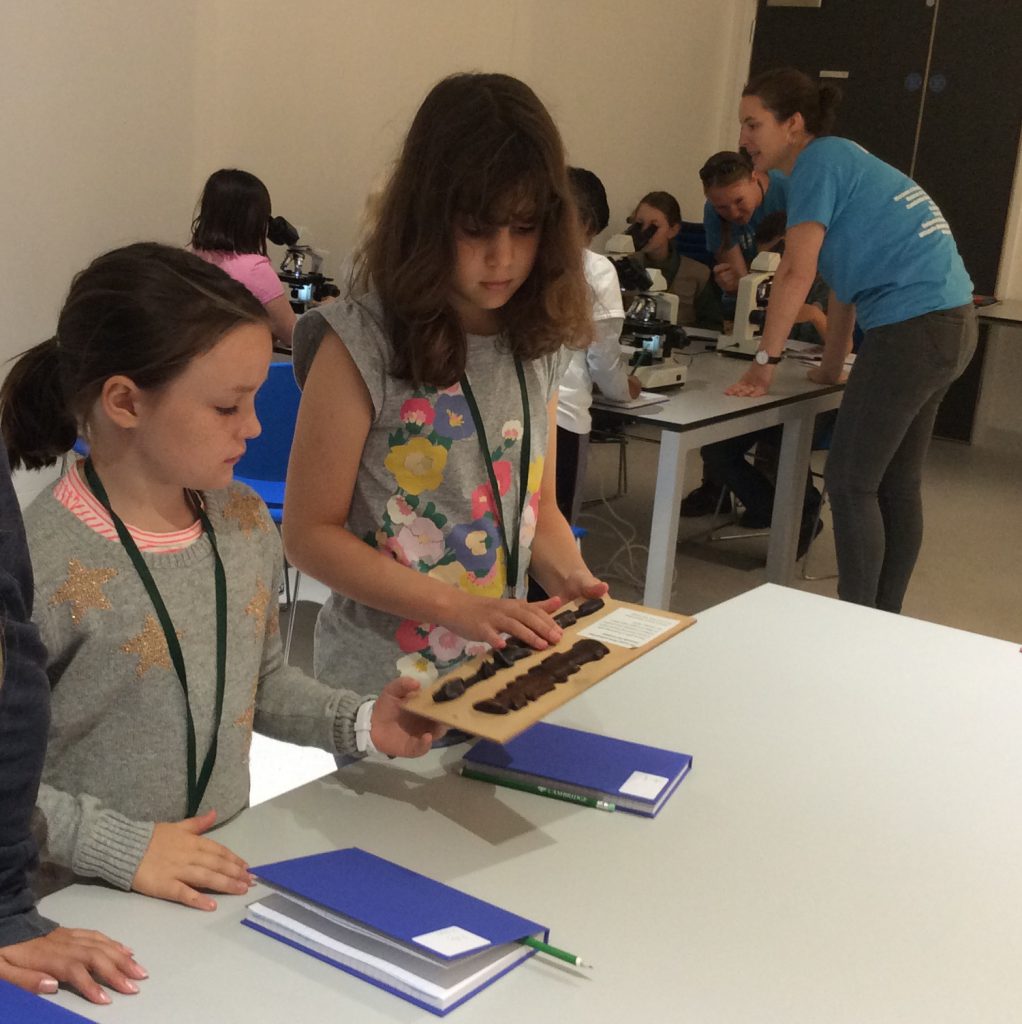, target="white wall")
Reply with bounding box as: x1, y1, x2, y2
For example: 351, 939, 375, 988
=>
1, 0, 755, 360
191, 0, 756, 275
2, 0, 1018, 465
